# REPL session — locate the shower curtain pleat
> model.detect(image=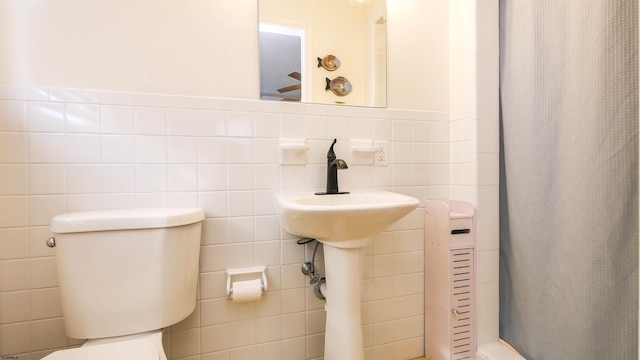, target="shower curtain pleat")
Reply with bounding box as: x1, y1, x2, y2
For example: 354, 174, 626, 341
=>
499, 1, 639, 359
